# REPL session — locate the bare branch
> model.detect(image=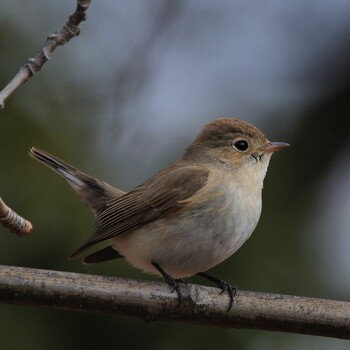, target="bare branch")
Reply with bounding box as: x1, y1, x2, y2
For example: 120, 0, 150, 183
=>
0, 0, 91, 109
0, 264, 349, 339
0, 198, 32, 236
